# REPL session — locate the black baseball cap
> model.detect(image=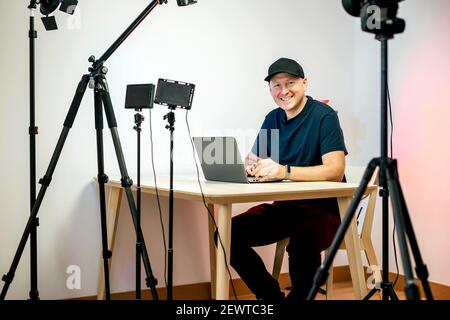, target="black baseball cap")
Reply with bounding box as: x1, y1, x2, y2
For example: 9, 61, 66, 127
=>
264, 57, 305, 82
